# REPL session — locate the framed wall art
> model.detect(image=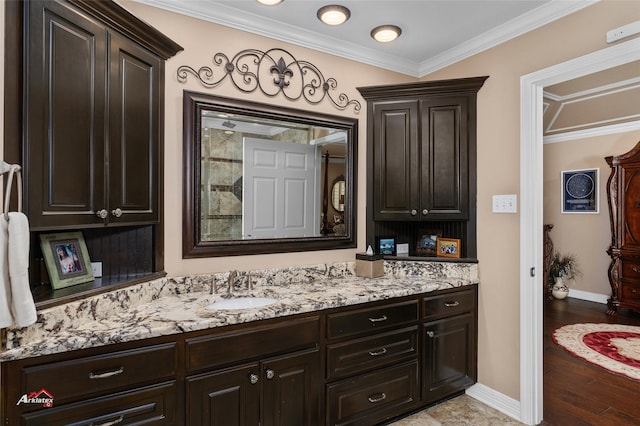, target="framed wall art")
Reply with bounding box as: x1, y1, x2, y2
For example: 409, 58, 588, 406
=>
561, 168, 598, 213
436, 237, 461, 258
40, 232, 94, 290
